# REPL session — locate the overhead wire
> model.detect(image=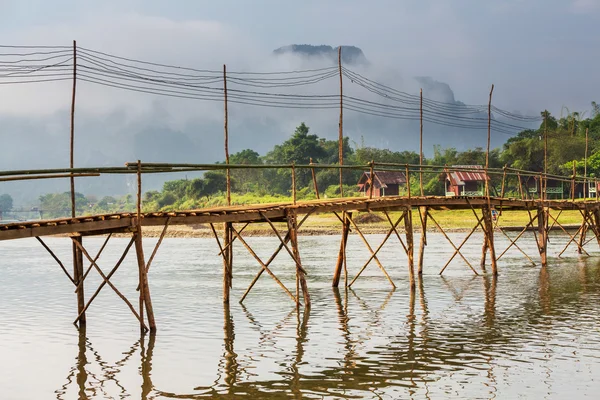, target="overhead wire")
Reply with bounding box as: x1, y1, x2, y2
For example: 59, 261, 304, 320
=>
0, 44, 543, 136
